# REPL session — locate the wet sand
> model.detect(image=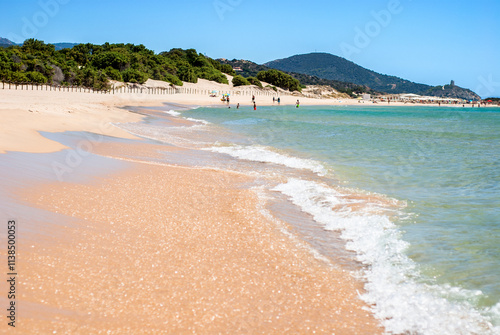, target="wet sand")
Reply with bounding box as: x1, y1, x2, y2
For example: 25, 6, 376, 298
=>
13, 159, 381, 334
0, 101, 384, 333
